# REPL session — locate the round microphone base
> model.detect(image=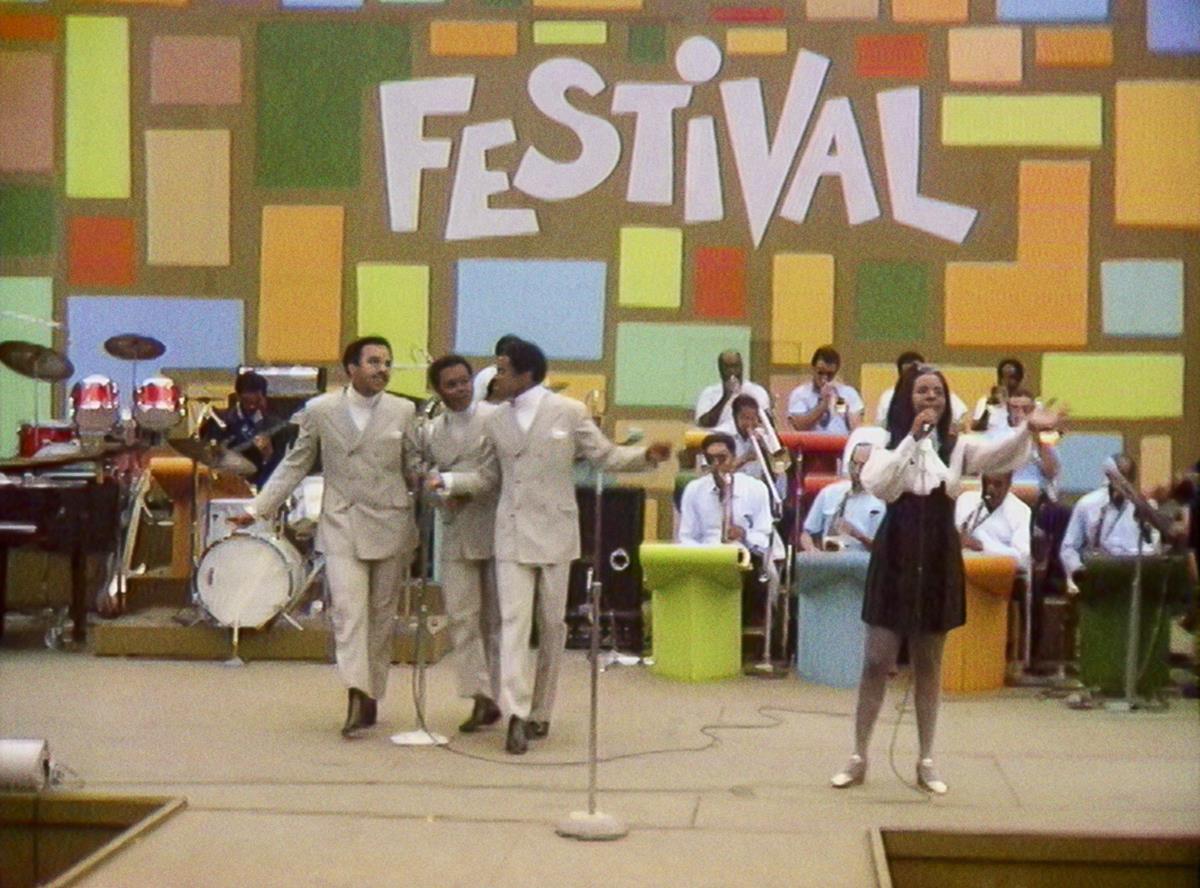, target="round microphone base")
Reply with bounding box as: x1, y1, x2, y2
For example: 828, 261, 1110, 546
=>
390, 730, 448, 747
555, 810, 628, 841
